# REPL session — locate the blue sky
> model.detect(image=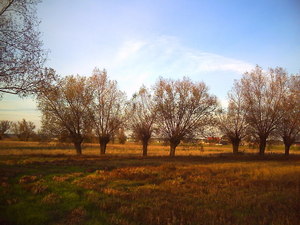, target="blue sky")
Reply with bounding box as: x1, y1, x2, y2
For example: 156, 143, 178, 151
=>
1, 0, 299, 127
